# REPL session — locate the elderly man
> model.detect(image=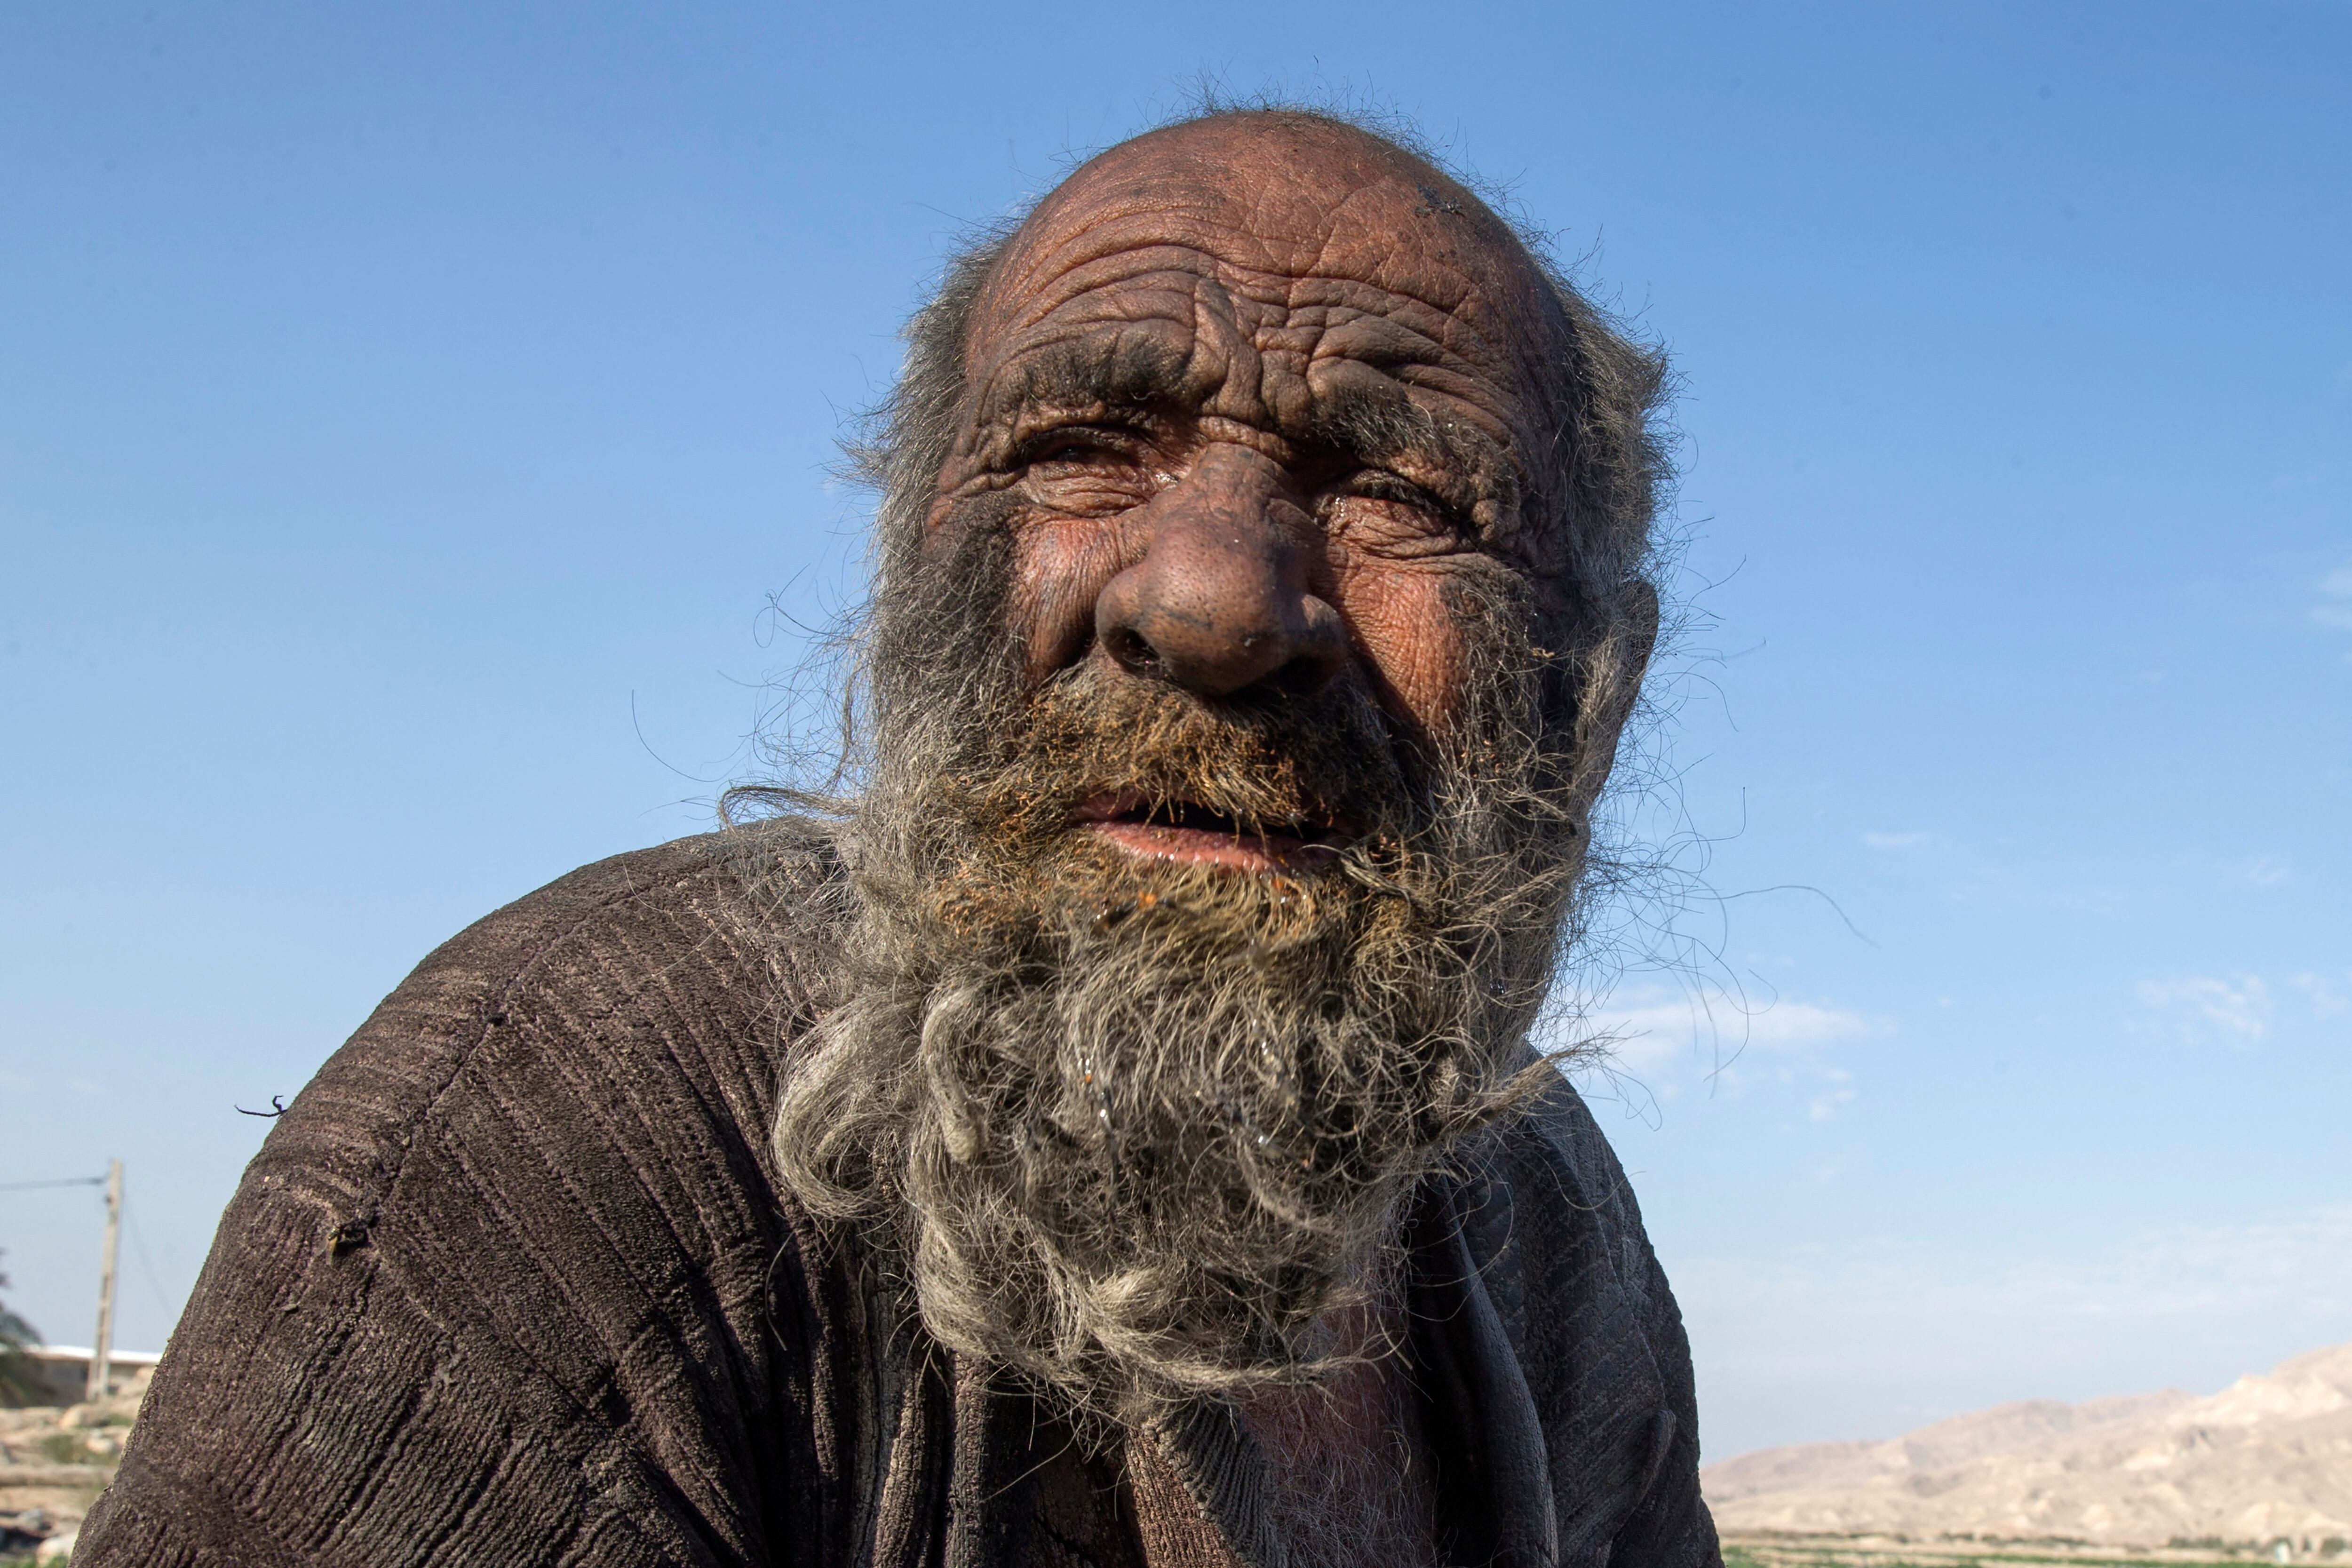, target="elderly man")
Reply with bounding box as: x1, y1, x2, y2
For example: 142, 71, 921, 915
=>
79, 110, 1715, 1568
